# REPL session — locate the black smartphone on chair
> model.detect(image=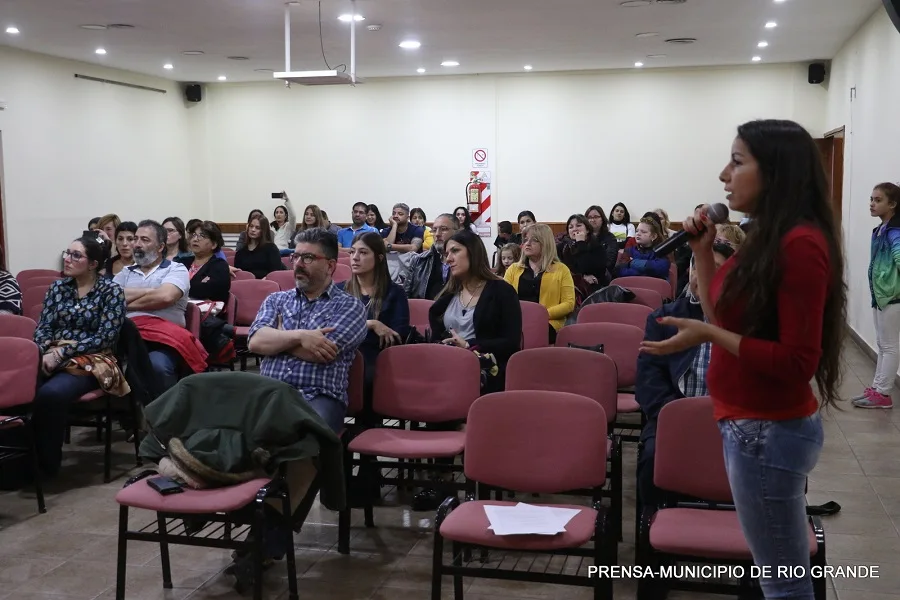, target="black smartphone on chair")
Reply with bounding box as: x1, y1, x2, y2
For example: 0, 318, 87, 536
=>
147, 476, 184, 495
